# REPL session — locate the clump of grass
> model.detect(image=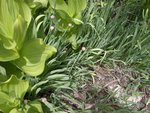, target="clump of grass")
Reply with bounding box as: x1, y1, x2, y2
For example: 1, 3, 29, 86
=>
28, 0, 150, 112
